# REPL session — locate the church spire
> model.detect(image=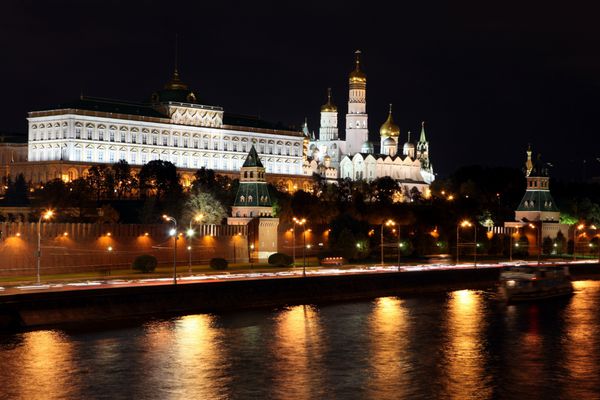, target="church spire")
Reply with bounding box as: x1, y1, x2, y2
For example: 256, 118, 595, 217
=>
419, 121, 427, 142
